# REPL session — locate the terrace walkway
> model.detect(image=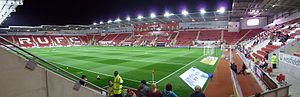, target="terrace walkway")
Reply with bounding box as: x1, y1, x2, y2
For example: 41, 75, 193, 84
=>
205, 50, 263, 97
232, 51, 263, 97
205, 51, 234, 97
